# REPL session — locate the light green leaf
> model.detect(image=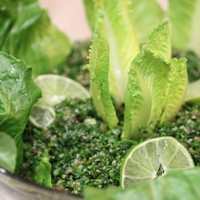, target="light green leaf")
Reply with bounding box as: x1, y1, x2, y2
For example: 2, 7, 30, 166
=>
122, 50, 170, 140
128, 0, 164, 44
0, 51, 41, 171
122, 21, 187, 140
33, 149, 52, 188
83, 0, 95, 31
94, 0, 140, 106
84, 167, 200, 200
160, 58, 188, 123
121, 53, 152, 140
167, 0, 199, 54
144, 21, 171, 62
188, 0, 200, 55
88, 31, 118, 128
0, 132, 17, 173
0, 0, 72, 78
